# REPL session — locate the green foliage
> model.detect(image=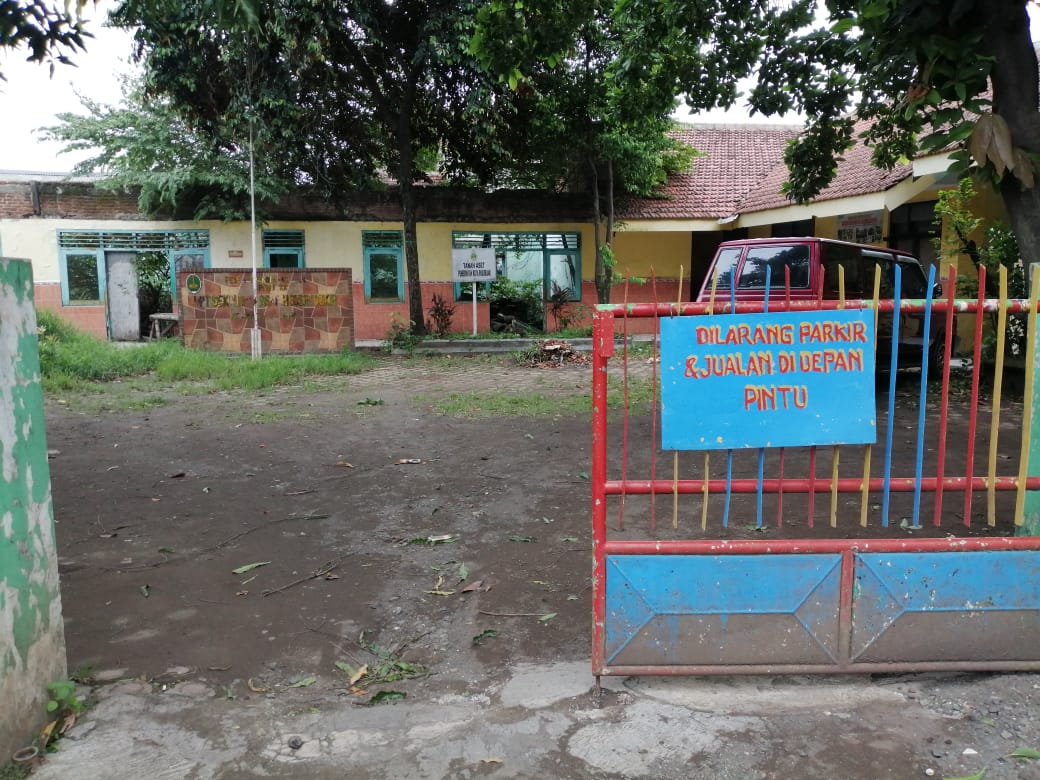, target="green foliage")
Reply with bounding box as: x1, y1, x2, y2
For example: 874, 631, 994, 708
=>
548, 282, 590, 332
383, 312, 423, 352
932, 179, 1028, 360
0, 1, 90, 79
46, 680, 84, 717
486, 278, 544, 328
427, 294, 456, 337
